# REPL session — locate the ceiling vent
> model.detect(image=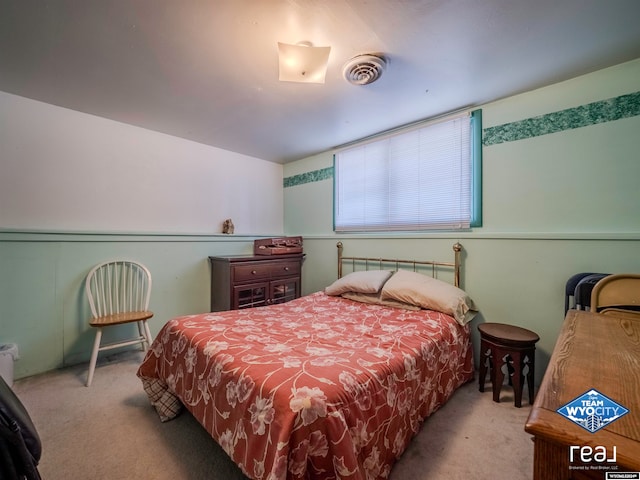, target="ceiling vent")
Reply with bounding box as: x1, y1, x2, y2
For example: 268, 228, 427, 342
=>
342, 54, 387, 86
